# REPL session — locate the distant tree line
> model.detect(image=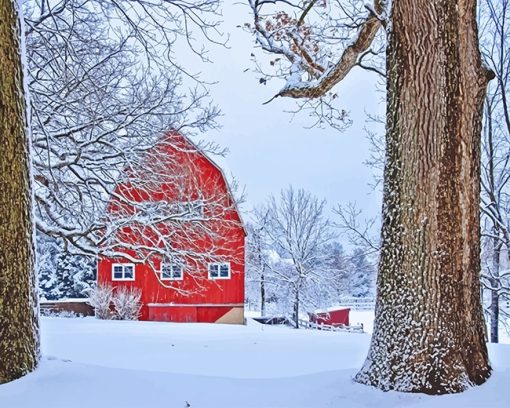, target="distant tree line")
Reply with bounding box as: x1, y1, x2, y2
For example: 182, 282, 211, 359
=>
245, 186, 376, 326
